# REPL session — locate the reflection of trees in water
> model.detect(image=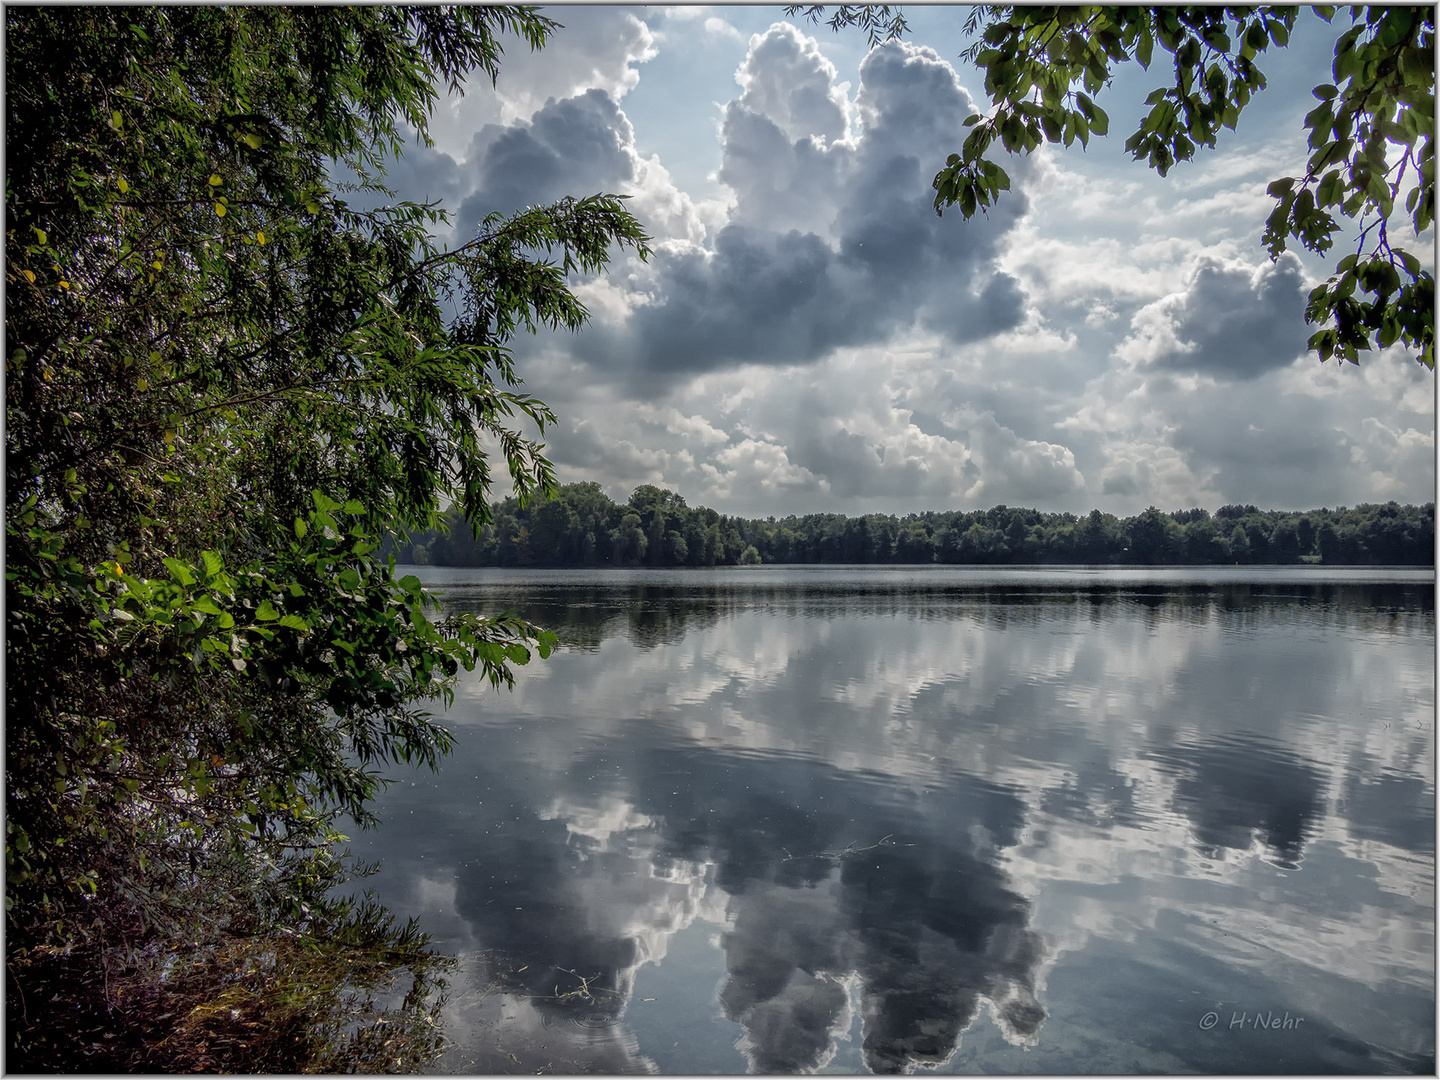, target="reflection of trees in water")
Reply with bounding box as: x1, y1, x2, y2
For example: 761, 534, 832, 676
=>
1148, 735, 1327, 869
432, 581, 1433, 652
430, 586, 728, 649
